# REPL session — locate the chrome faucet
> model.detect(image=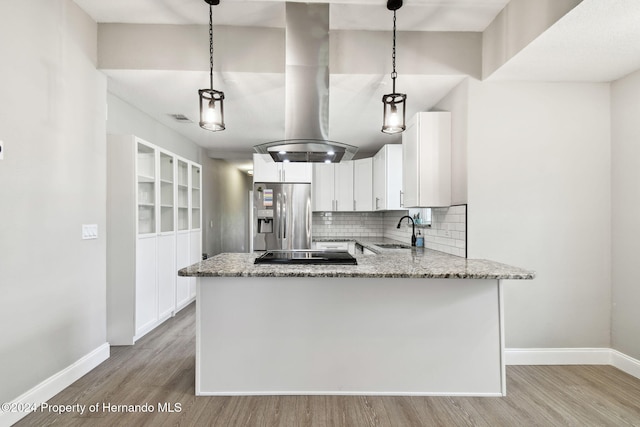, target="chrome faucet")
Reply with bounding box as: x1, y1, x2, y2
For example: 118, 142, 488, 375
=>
396, 215, 417, 247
